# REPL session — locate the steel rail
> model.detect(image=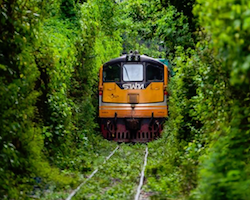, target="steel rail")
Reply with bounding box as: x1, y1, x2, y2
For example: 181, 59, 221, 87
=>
65, 145, 120, 200
134, 146, 149, 200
